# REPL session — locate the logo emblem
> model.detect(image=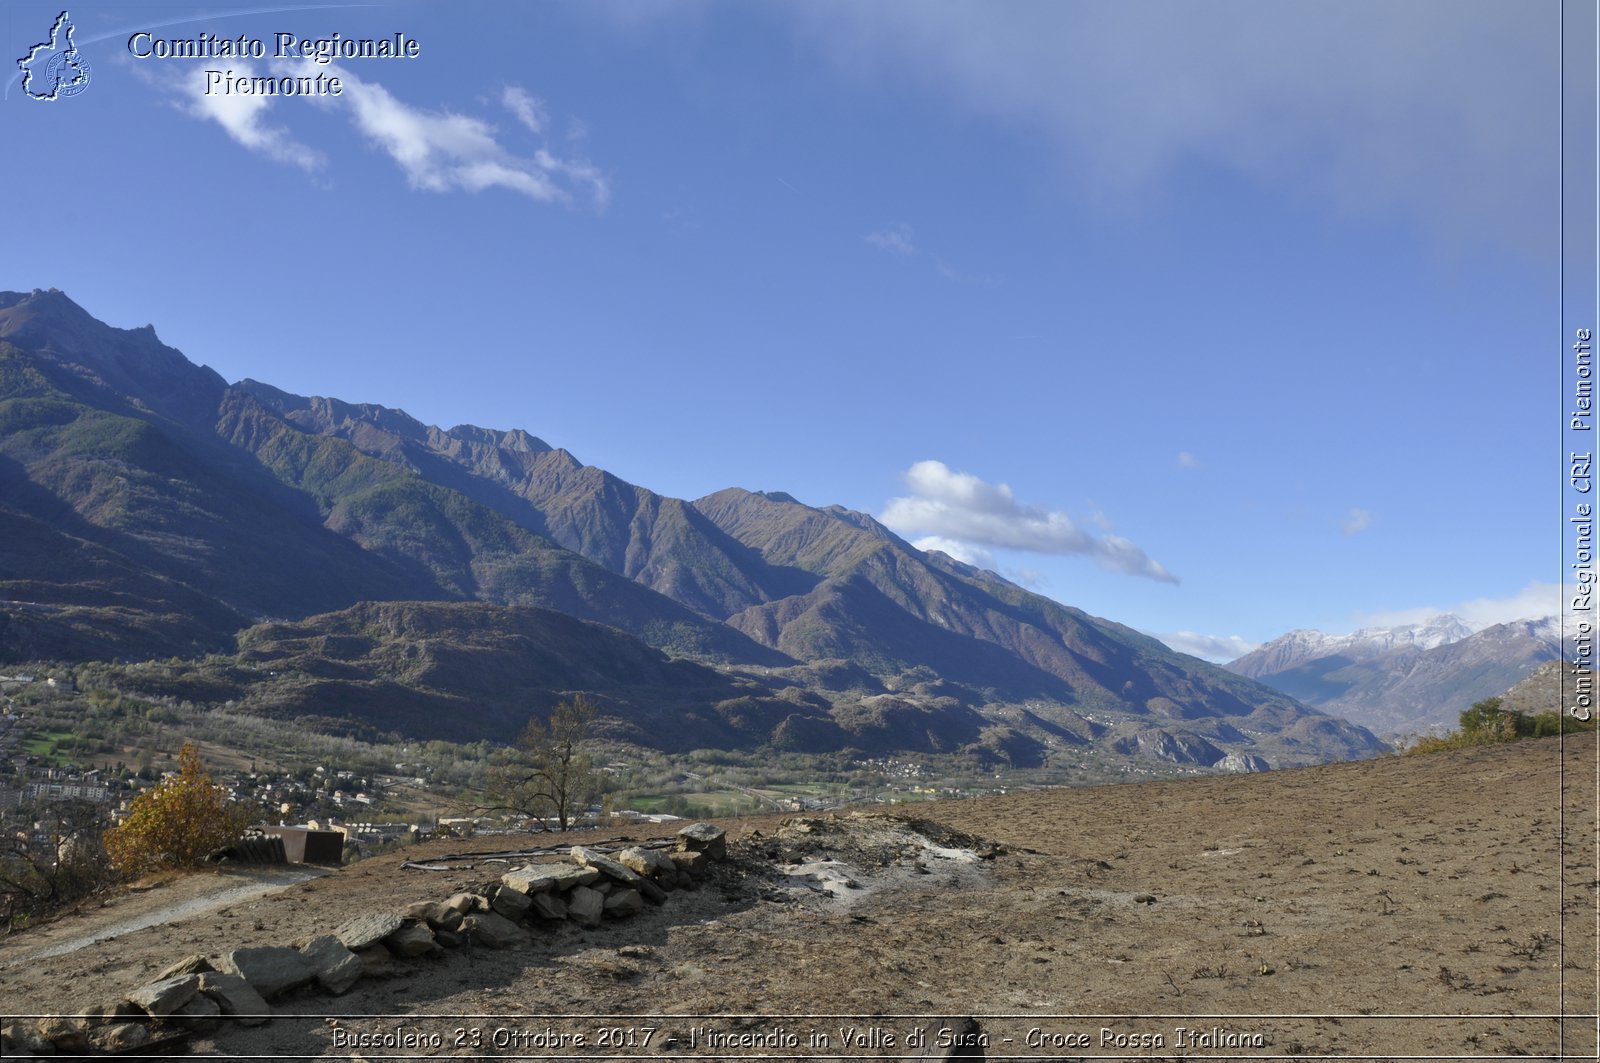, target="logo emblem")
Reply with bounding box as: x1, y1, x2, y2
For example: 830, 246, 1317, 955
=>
17, 11, 91, 101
